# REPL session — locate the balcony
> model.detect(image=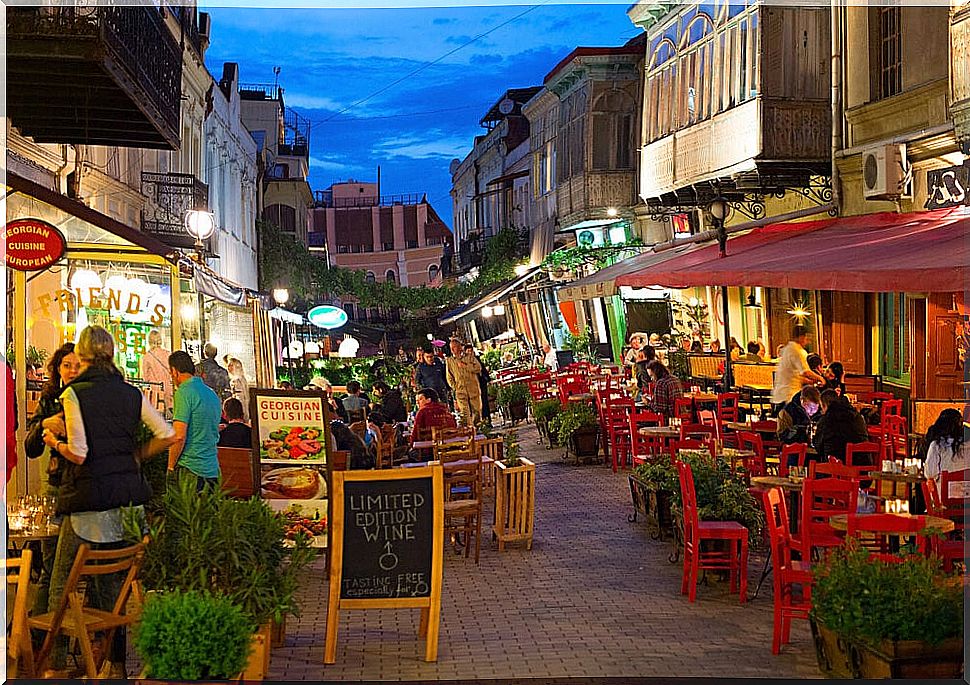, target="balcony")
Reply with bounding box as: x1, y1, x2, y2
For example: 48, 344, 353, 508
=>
7, 6, 182, 149
141, 172, 210, 249
457, 234, 487, 271
312, 191, 426, 209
